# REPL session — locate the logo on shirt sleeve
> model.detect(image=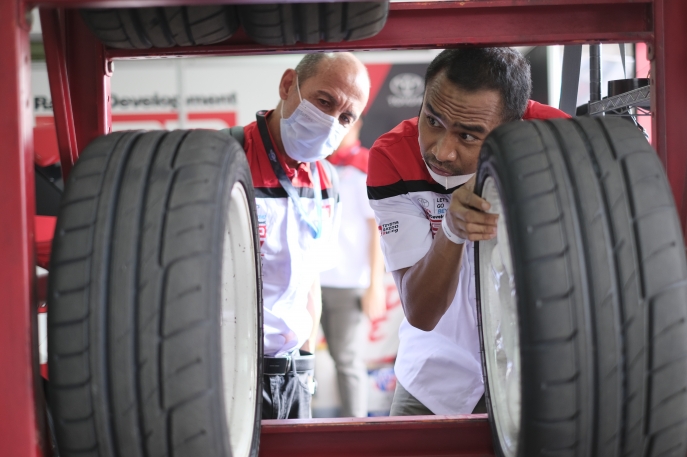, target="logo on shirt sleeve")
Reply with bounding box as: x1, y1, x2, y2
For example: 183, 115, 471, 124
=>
379, 221, 399, 236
